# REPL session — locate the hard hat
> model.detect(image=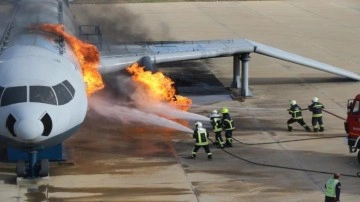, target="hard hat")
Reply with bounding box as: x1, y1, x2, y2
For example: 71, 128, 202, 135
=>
194, 121, 202, 128
312, 97, 319, 103
290, 100, 296, 105
220, 107, 229, 114
211, 109, 218, 115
